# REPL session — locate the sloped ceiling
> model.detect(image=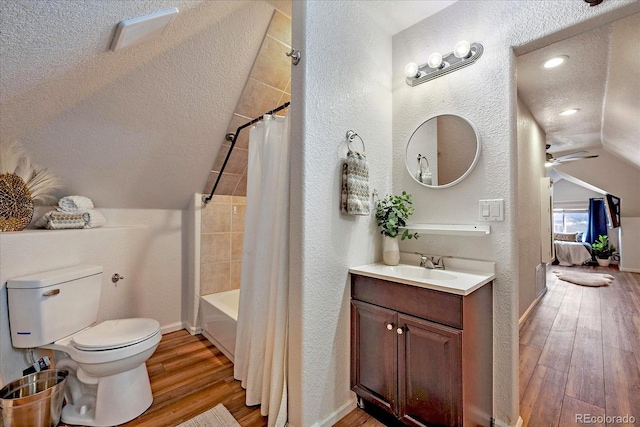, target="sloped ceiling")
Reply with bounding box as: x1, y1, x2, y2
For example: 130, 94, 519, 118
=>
517, 12, 640, 169
1, 0, 287, 209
